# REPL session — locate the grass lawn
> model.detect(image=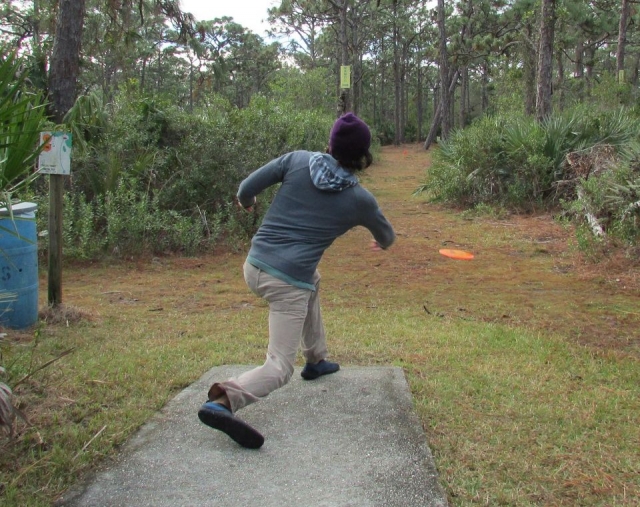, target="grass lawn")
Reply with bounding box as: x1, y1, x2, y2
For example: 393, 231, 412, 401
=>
1, 144, 639, 506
